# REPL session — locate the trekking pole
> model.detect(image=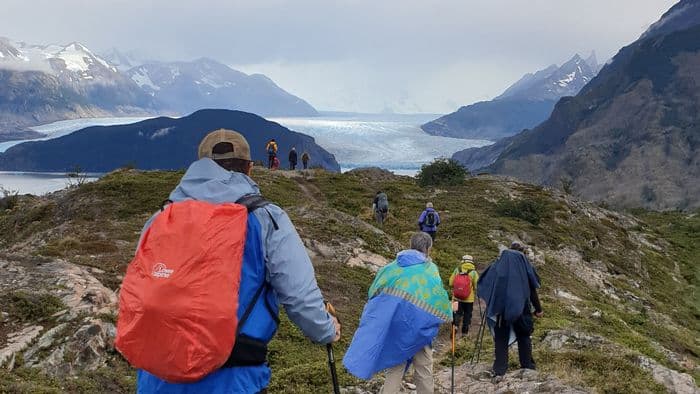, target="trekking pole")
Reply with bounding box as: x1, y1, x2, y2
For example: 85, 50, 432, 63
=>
451, 322, 456, 394
475, 306, 487, 364
324, 302, 341, 394
471, 306, 486, 364
326, 344, 340, 394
